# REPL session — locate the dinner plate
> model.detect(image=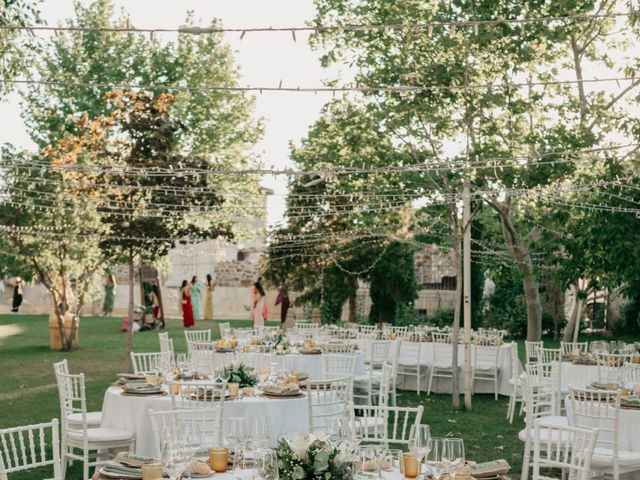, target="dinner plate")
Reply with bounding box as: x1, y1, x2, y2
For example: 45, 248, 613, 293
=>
261, 391, 304, 399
